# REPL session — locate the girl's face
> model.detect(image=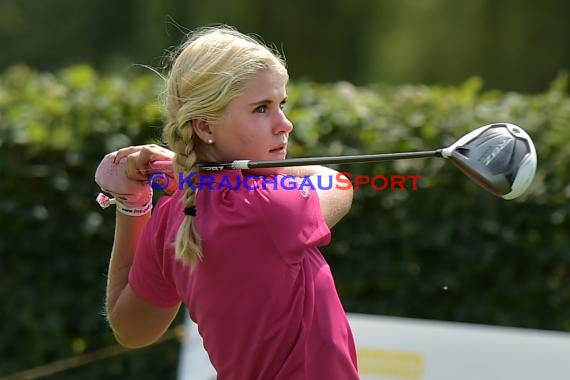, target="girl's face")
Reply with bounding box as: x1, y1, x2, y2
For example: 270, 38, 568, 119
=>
209, 69, 293, 164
